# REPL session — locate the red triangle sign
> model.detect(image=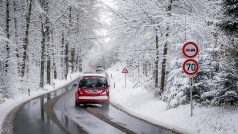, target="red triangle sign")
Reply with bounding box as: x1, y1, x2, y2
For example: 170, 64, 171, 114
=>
122, 67, 128, 73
